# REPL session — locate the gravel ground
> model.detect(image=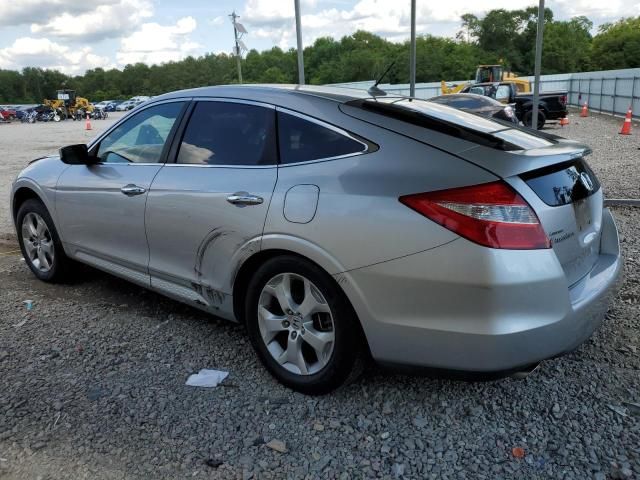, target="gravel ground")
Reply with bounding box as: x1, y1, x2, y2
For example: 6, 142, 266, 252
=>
0, 113, 123, 240
548, 108, 640, 200
0, 207, 638, 479
0, 109, 639, 479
